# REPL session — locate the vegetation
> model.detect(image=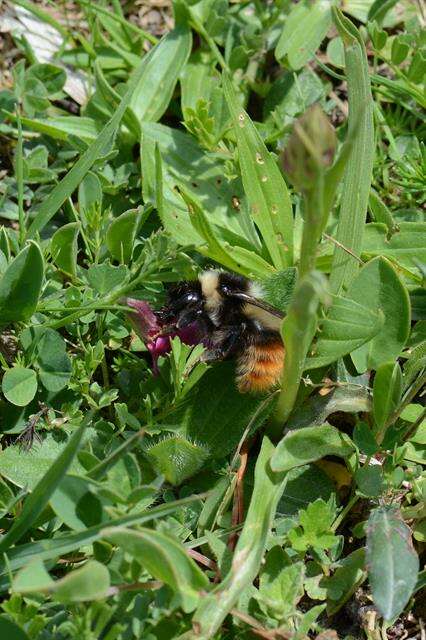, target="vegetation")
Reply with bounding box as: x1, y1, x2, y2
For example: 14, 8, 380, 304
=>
0, 0, 424, 638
